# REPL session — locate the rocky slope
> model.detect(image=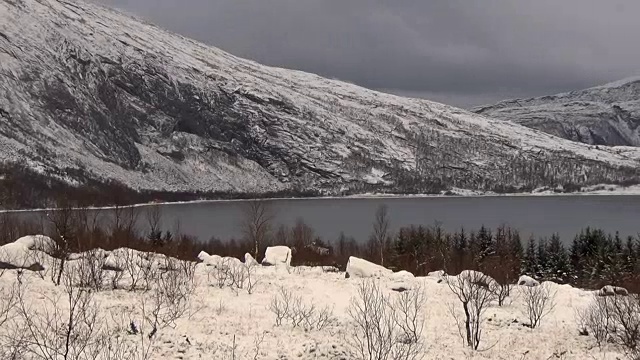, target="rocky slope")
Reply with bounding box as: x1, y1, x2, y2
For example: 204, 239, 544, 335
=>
1, 0, 639, 197
474, 77, 640, 147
